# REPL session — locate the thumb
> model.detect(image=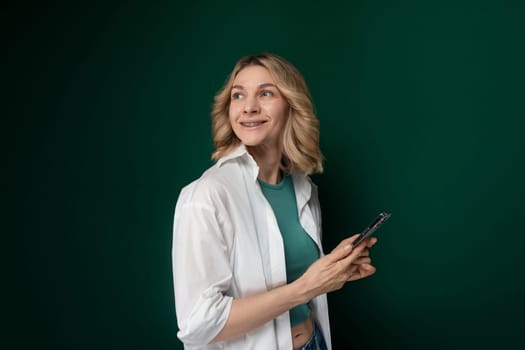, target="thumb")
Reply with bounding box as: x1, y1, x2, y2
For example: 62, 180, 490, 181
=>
327, 234, 360, 262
